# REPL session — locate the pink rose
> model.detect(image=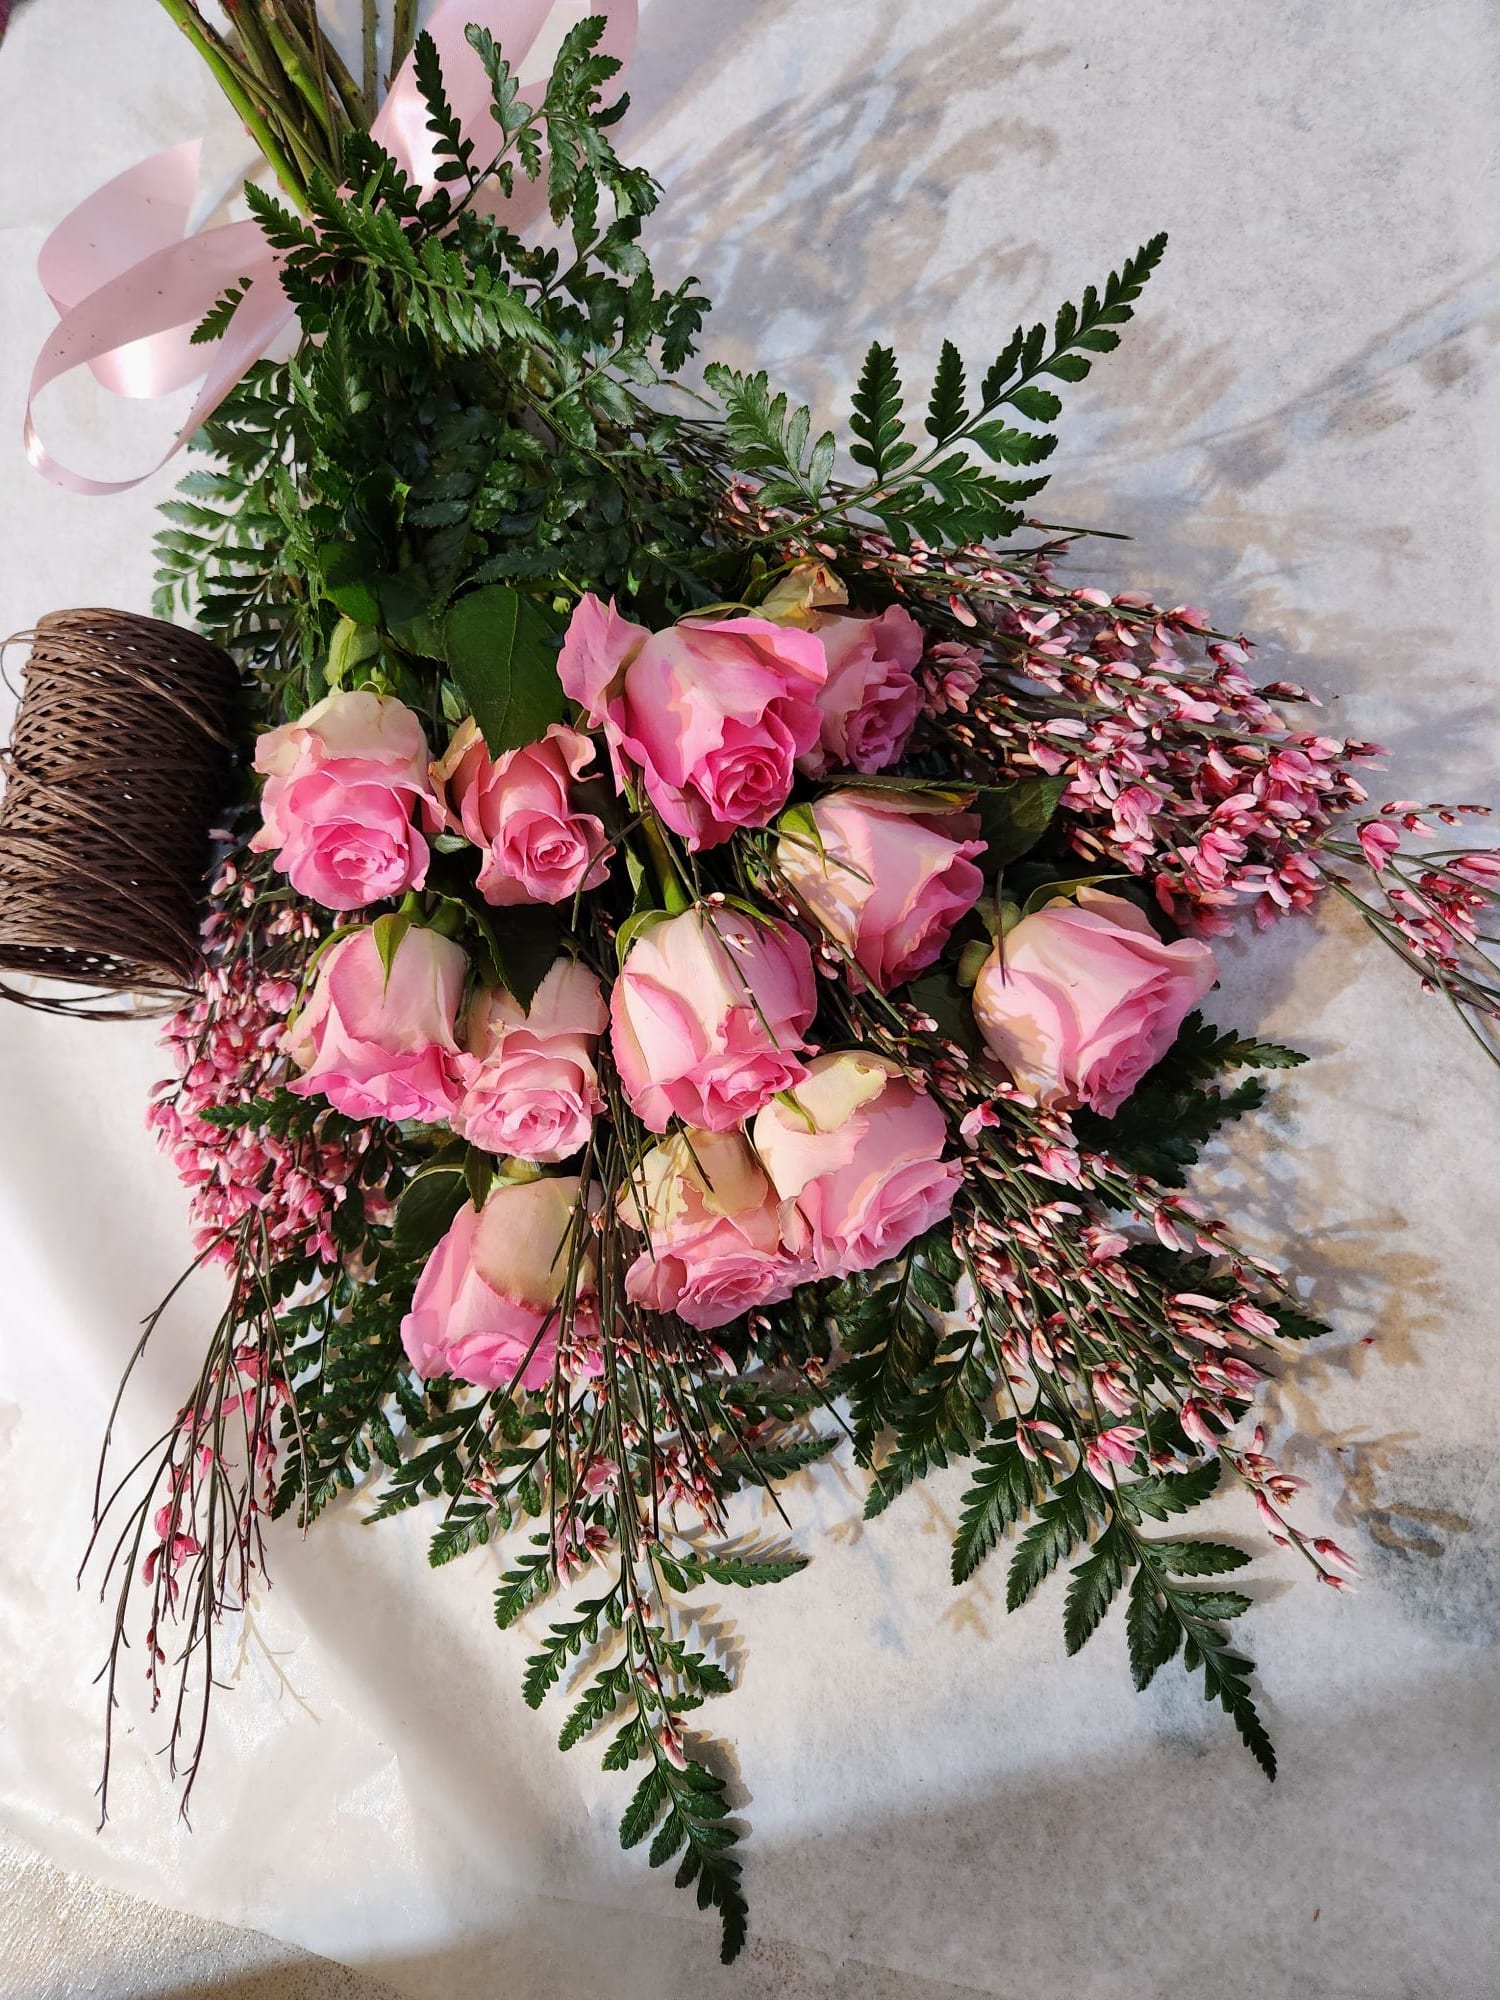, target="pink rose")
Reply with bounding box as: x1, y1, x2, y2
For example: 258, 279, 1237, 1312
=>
777, 789, 985, 991
753, 1051, 961, 1279
800, 607, 924, 776
455, 958, 607, 1163
400, 1175, 593, 1391
434, 719, 611, 906
972, 888, 1218, 1116
287, 923, 465, 1125
621, 1129, 810, 1330
557, 594, 826, 849
610, 906, 818, 1133
251, 689, 436, 911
